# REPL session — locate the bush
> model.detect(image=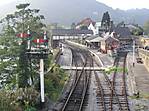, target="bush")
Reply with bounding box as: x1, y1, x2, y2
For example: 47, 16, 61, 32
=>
45, 64, 68, 101
0, 90, 15, 111
0, 88, 39, 111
